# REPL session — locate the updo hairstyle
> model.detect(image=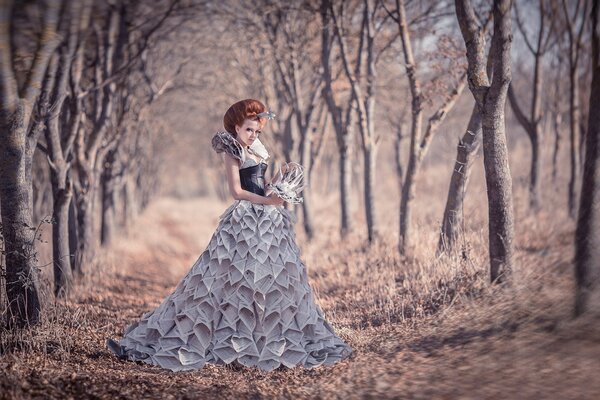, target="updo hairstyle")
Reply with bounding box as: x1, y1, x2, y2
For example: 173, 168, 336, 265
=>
223, 99, 268, 135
